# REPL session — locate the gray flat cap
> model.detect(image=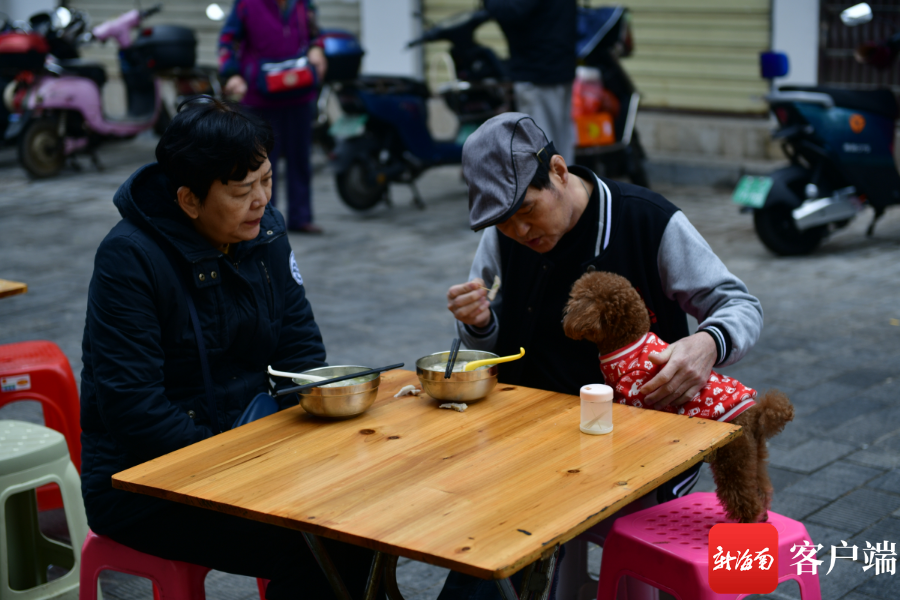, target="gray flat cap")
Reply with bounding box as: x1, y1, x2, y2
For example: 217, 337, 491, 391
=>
462, 113, 557, 231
